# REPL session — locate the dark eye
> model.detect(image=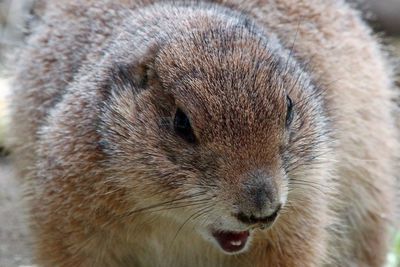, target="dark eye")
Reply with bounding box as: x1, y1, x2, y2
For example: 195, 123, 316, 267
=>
285, 95, 294, 127
174, 108, 196, 143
